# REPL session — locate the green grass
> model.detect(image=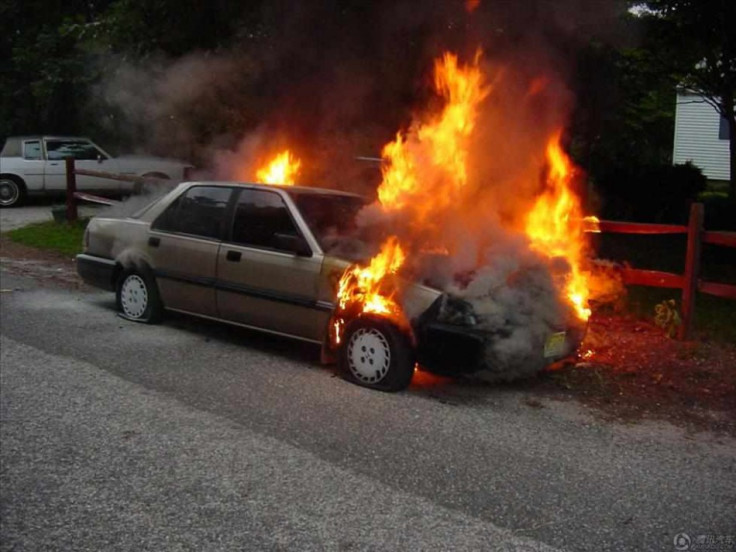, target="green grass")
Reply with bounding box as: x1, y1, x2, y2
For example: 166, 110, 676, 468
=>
6, 220, 88, 257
